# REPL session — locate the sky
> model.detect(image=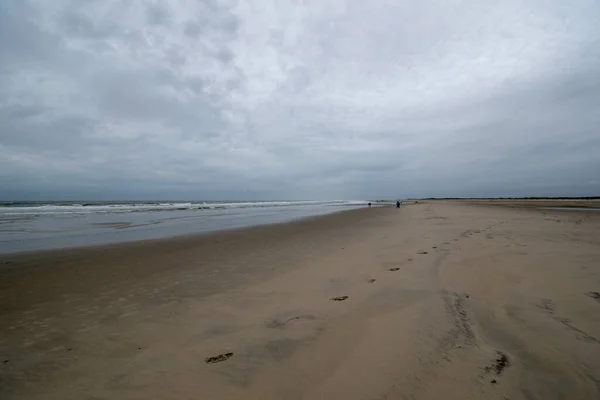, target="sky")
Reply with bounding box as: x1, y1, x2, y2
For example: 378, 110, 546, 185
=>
1, 0, 599, 200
